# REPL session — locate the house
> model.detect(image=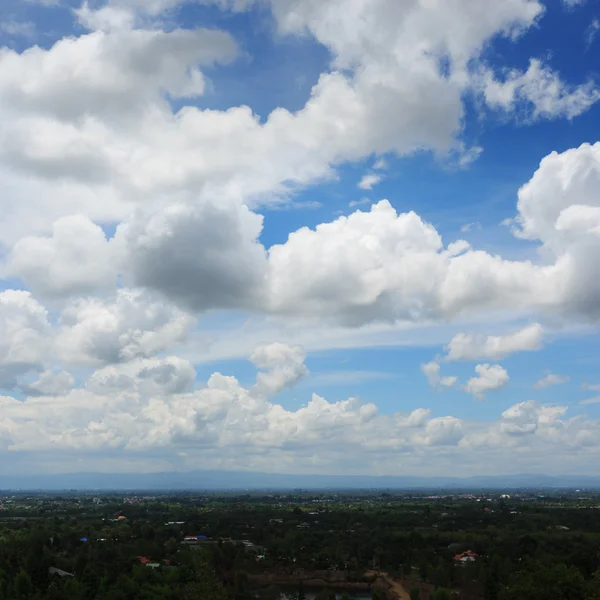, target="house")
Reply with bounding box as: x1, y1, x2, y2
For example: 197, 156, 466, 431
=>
454, 551, 478, 564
